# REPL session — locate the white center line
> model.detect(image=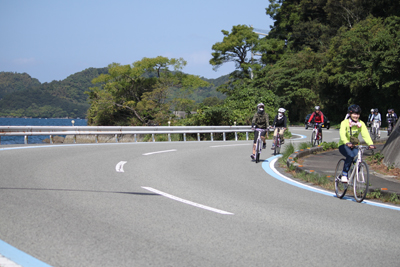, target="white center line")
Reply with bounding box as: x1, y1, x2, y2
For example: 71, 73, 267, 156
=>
210, 144, 249, 148
142, 187, 234, 215
142, 149, 177, 156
